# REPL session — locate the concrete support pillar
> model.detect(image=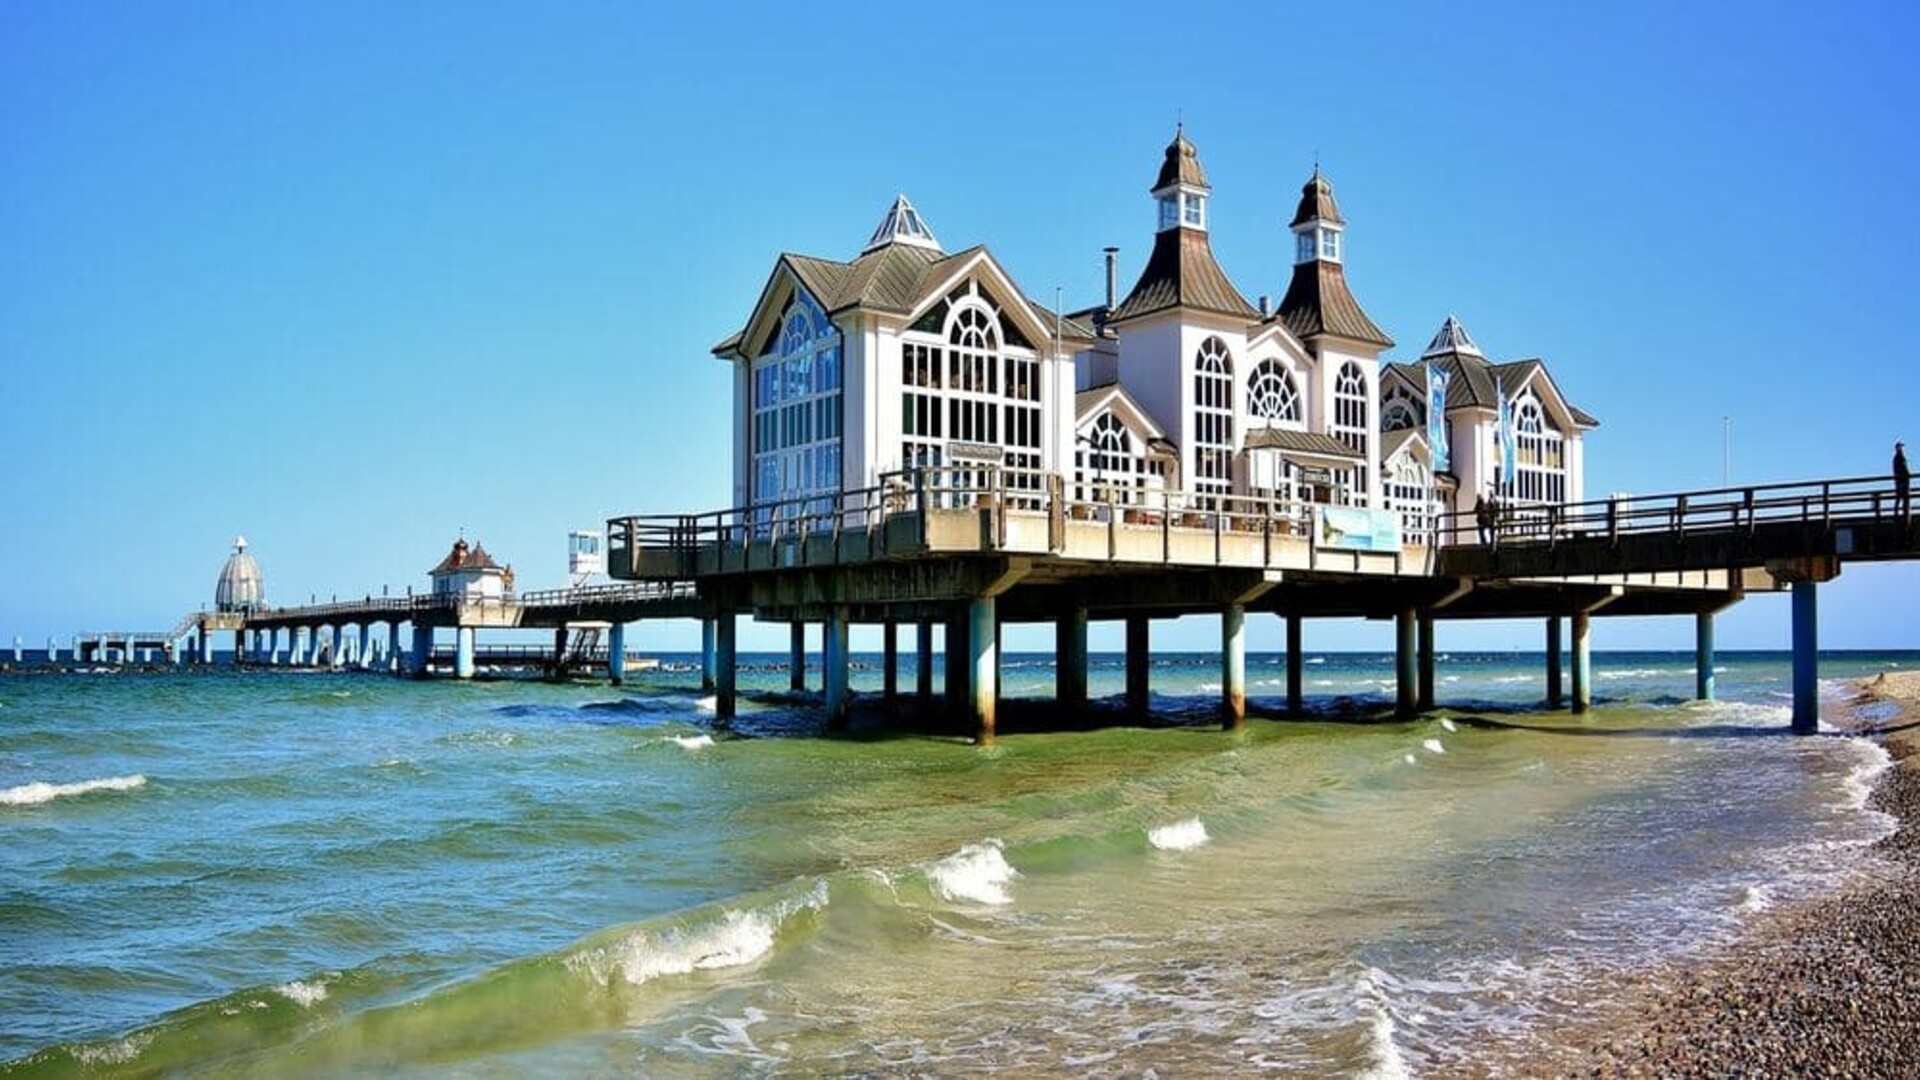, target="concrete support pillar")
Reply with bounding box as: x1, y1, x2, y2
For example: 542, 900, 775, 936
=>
1695, 612, 1716, 702
330, 625, 344, 670
290, 628, 305, 667
1417, 613, 1436, 712
456, 627, 476, 680
1286, 614, 1304, 714
969, 597, 998, 744
1395, 608, 1418, 720
410, 624, 432, 677
199, 630, 213, 665
607, 622, 626, 685
789, 622, 807, 693
715, 613, 737, 721
386, 622, 401, 673
48, 637, 60, 664
916, 622, 934, 699
358, 624, 372, 671
824, 609, 851, 731
882, 621, 899, 699
701, 619, 717, 693
552, 626, 568, 672
1546, 617, 1564, 709
1222, 604, 1247, 730
1792, 581, 1818, 735
12, 637, 22, 663
1057, 607, 1088, 711
1126, 616, 1150, 715
945, 613, 970, 715
1571, 612, 1592, 715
